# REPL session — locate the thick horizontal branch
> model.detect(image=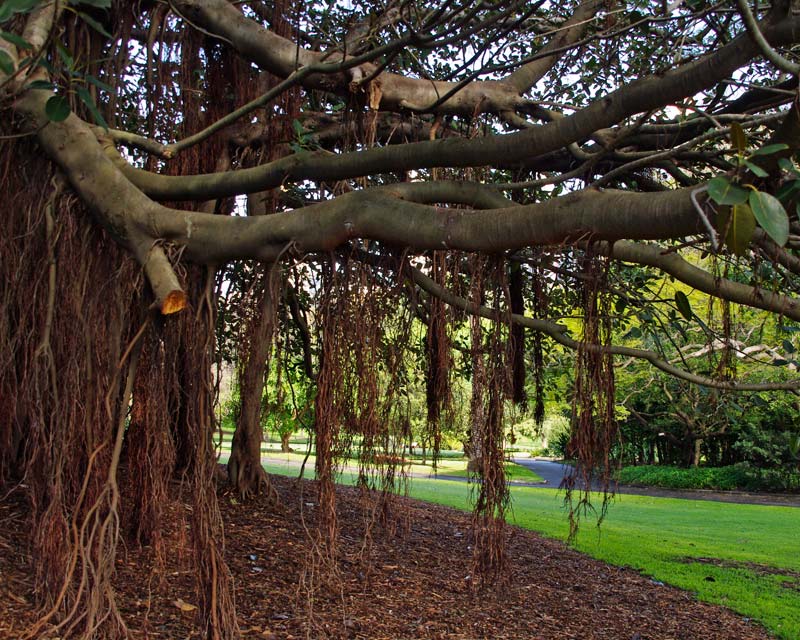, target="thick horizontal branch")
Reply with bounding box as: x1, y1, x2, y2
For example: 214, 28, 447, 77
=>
14, 82, 799, 335
175, 0, 524, 116
147, 184, 701, 263
113, 13, 800, 202
19, 82, 697, 265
